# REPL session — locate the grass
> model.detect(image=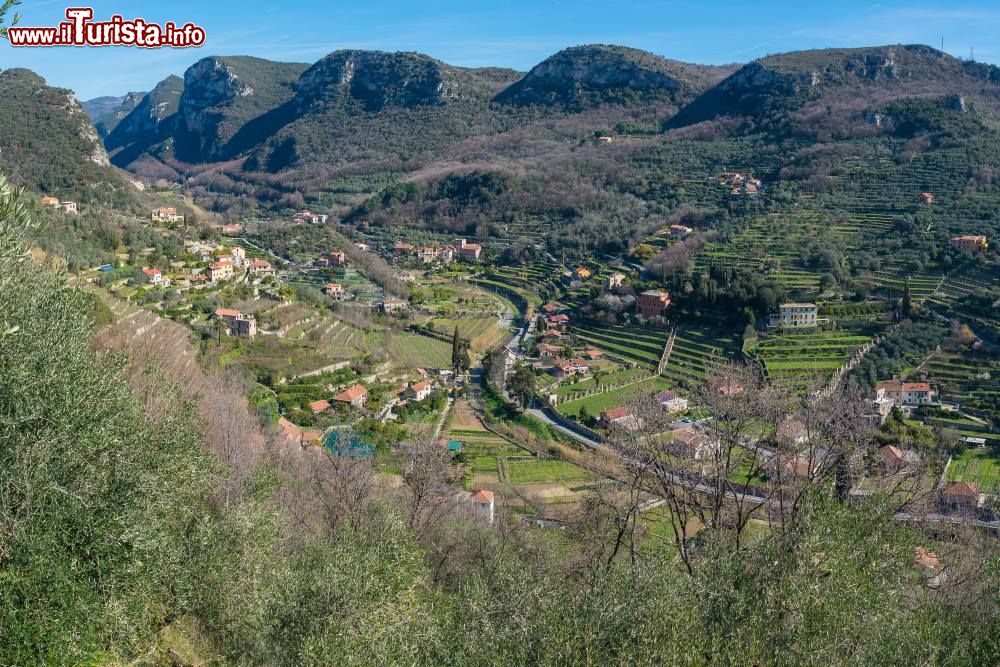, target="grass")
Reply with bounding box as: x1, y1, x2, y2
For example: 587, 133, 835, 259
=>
505, 457, 595, 485
946, 446, 1000, 494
